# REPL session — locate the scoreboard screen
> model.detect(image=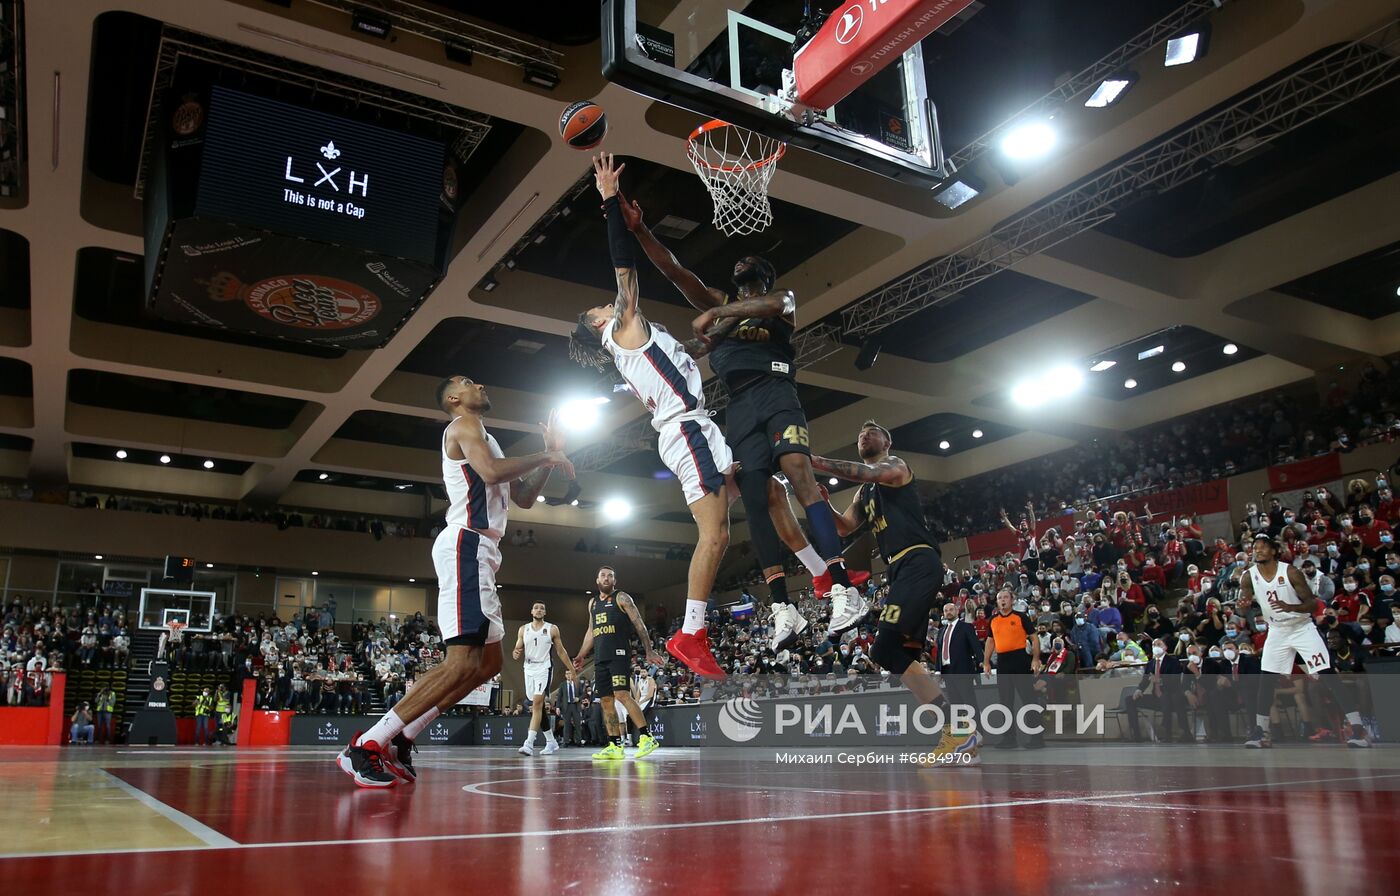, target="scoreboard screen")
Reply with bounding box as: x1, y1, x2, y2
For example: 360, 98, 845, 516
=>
194, 86, 447, 266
